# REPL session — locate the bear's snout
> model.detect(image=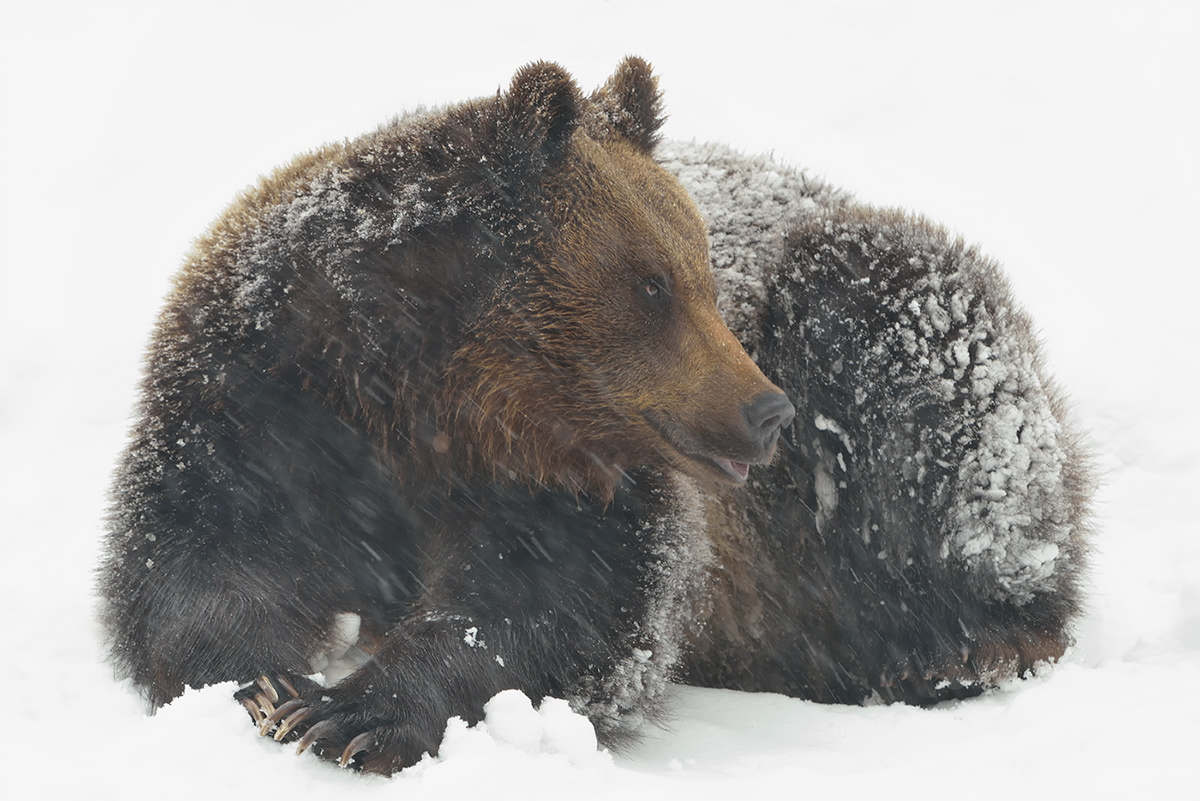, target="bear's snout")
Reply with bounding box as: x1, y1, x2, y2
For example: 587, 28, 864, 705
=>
742, 391, 795, 452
